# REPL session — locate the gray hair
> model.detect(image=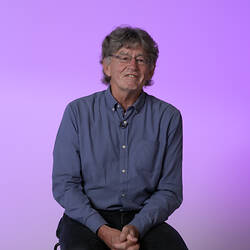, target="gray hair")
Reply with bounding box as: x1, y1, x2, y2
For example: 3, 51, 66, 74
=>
100, 26, 159, 86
